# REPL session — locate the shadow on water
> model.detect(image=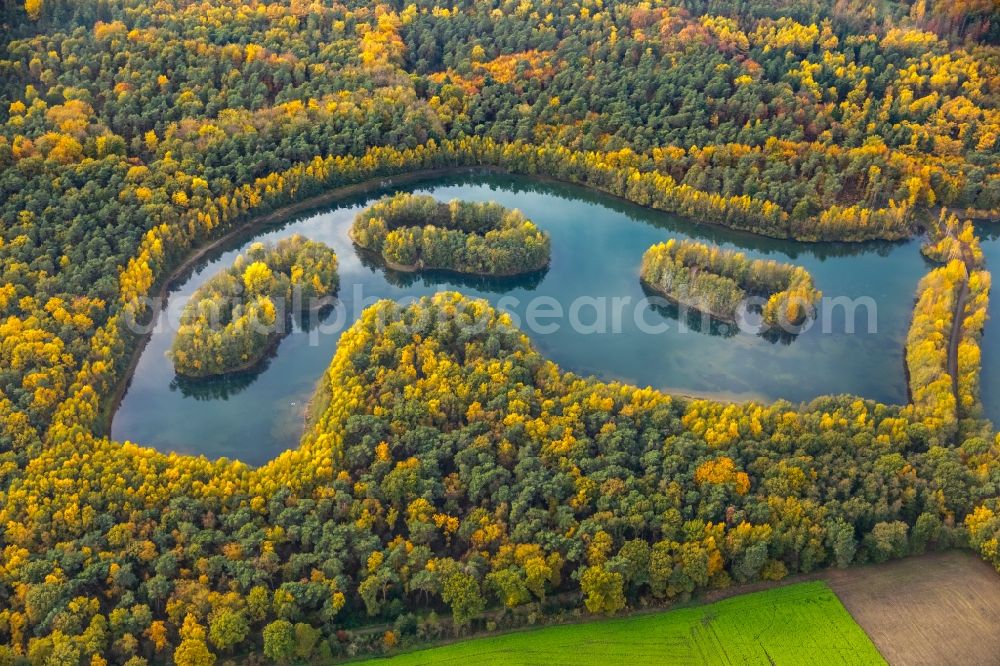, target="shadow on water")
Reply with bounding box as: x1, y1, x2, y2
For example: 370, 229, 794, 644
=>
355, 248, 549, 293
169, 302, 339, 401
641, 282, 740, 339
640, 283, 802, 345
975, 221, 1000, 242
171, 371, 263, 401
